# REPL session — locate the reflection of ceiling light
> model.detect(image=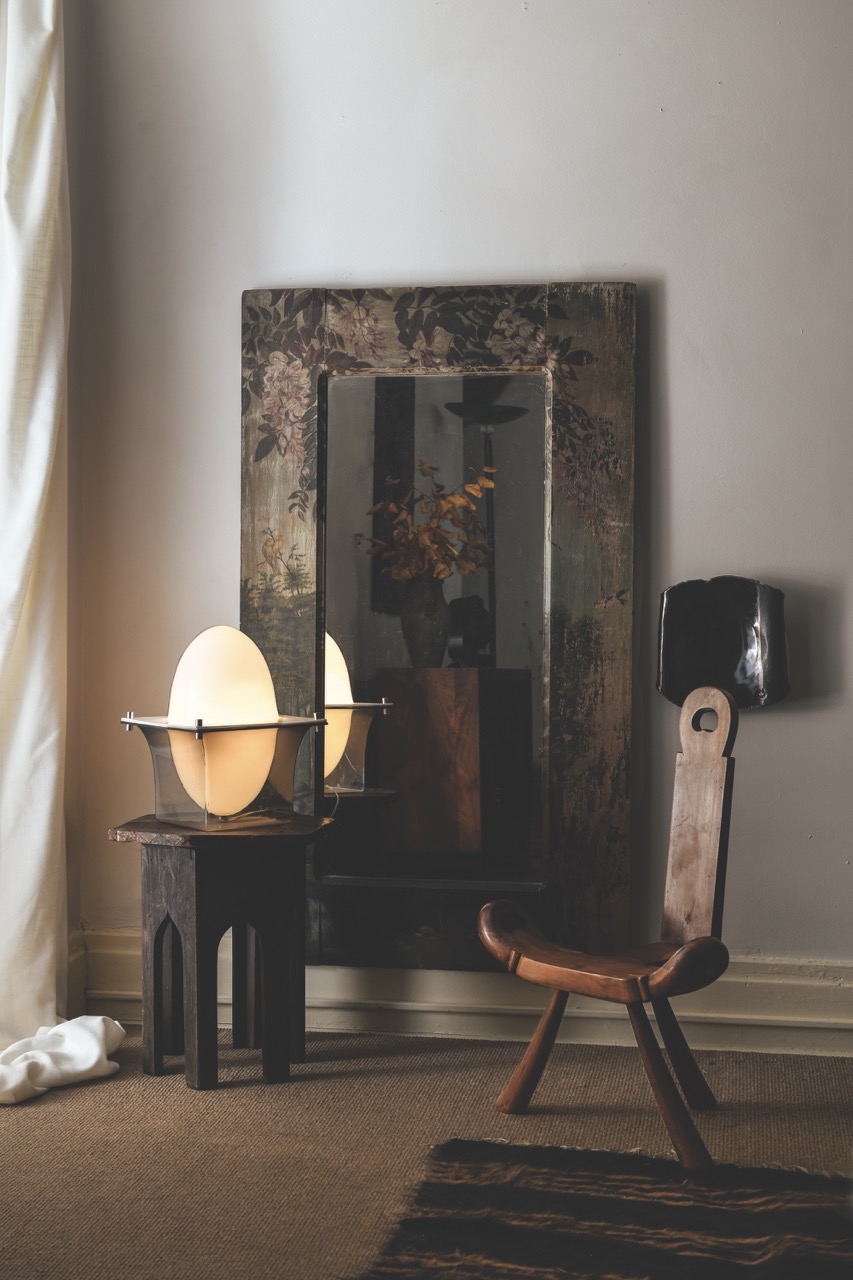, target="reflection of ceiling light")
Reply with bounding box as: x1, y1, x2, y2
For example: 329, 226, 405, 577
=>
443, 402, 528, 425
122, 625, 321, 827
